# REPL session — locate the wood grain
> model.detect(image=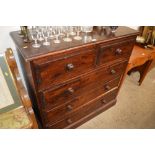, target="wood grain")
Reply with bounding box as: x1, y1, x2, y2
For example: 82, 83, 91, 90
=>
10, 27, 139, 128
